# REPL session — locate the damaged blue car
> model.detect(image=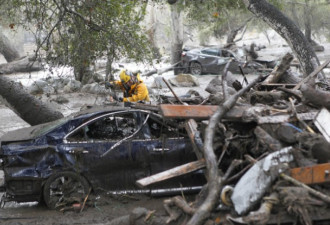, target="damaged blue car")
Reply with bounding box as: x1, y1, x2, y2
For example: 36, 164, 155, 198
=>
0, 106, 204, 209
